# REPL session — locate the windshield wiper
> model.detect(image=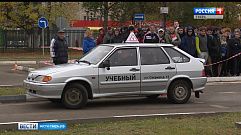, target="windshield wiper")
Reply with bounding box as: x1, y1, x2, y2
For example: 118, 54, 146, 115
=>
77, 60, 91, 65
